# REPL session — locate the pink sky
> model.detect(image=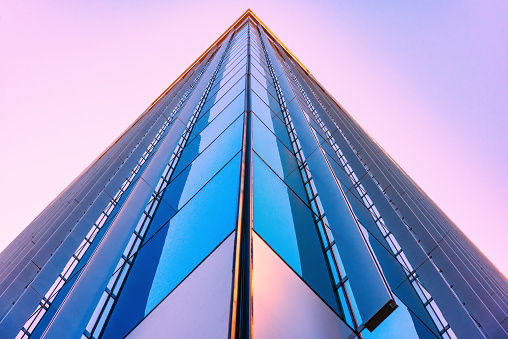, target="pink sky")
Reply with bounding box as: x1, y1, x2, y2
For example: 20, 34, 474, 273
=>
0, 1, 507, 278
